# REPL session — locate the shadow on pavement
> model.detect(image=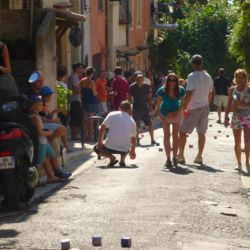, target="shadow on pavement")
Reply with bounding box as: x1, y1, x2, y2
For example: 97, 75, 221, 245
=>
162, 166, 193, 175
0, 229, 19, 238
97, 164, 139, 169
185, 164, 224, 173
